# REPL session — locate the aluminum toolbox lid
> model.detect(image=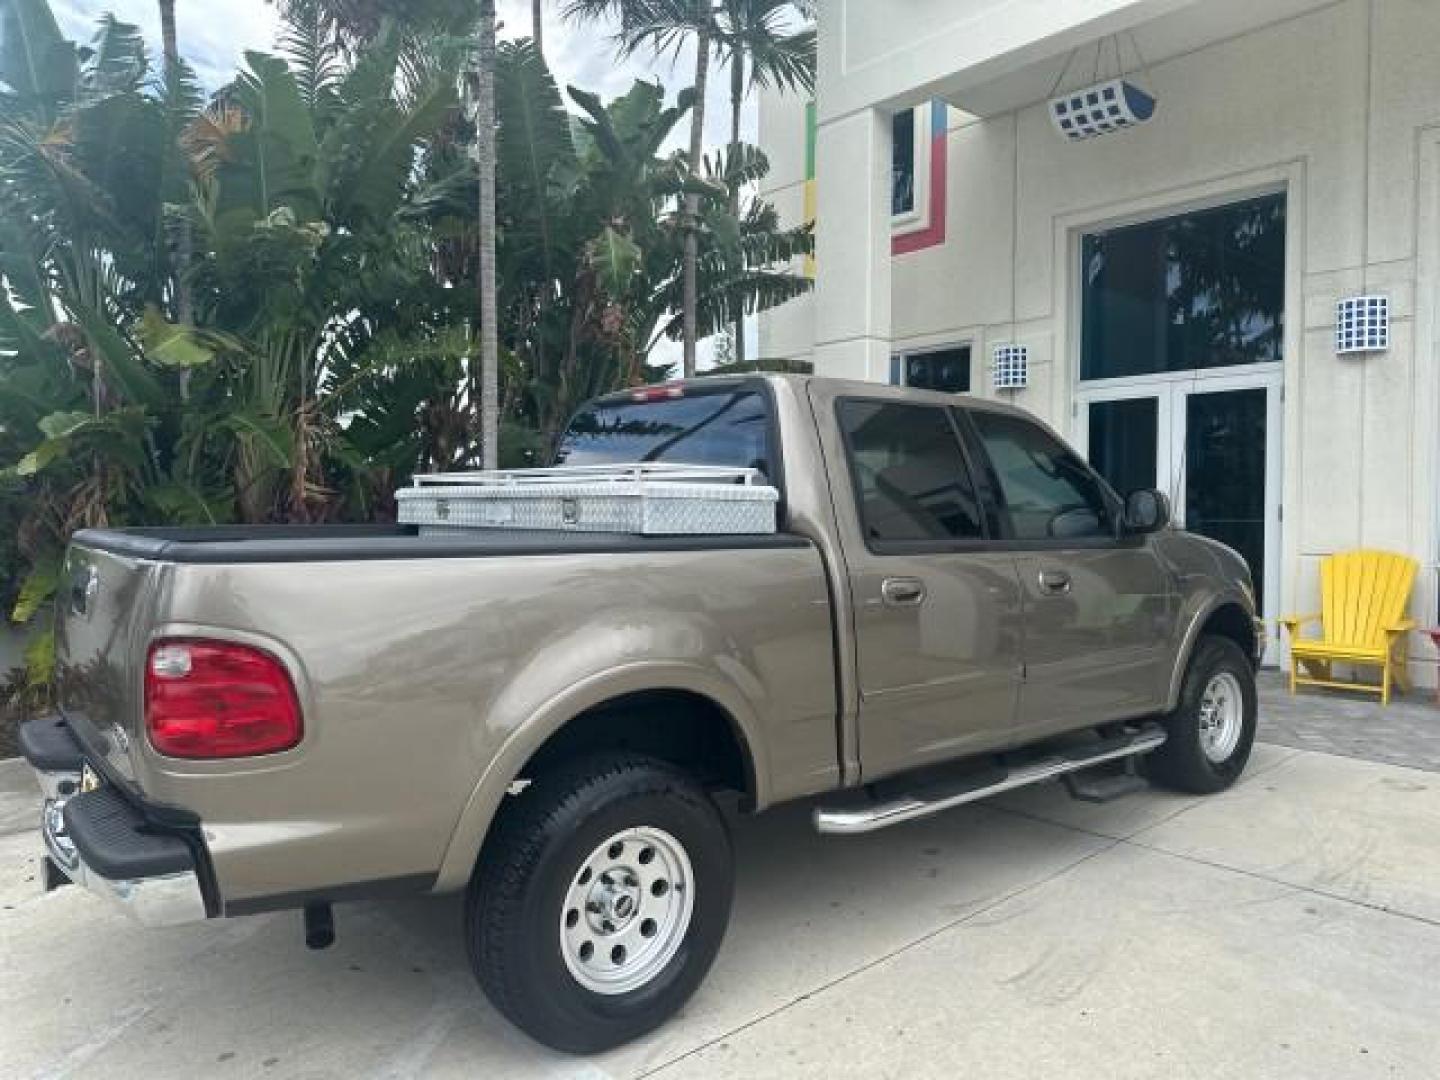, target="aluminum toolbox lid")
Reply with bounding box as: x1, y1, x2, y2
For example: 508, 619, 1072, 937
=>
407, 462, 770, 489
